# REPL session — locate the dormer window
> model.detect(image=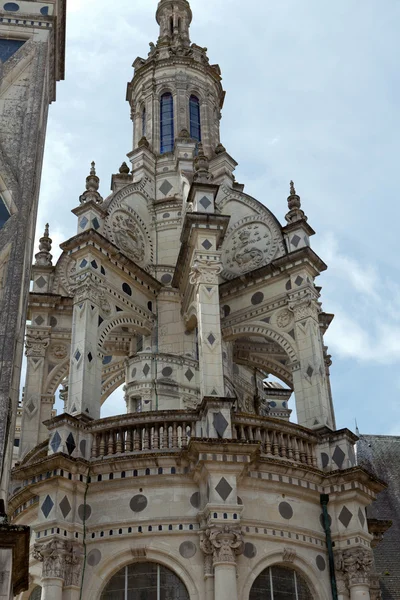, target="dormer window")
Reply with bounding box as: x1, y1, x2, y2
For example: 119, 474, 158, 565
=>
160, 93, 174, 154
189, 95, 201, 142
